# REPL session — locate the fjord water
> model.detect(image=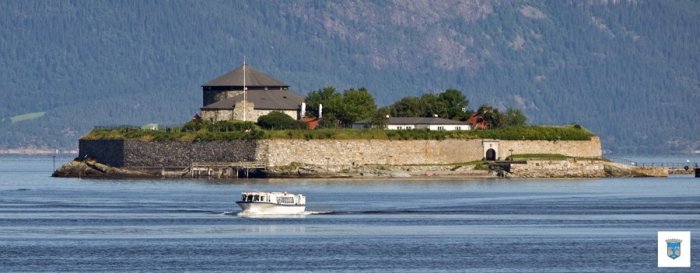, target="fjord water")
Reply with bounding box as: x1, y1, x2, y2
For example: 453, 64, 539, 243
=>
1, 156, 698, 272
